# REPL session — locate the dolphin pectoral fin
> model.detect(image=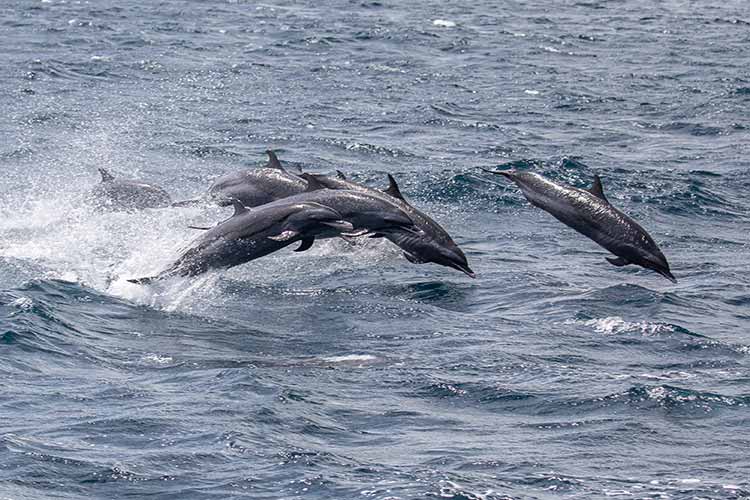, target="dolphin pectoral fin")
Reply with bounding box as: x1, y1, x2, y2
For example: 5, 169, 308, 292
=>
295, 237, 315, 252
589, 175, 608, 202
403, 252, 426, 264
606, 256, 630, 267
368, 233, 385, 239
268, 230, 299, 242
336, 170, 347, 180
